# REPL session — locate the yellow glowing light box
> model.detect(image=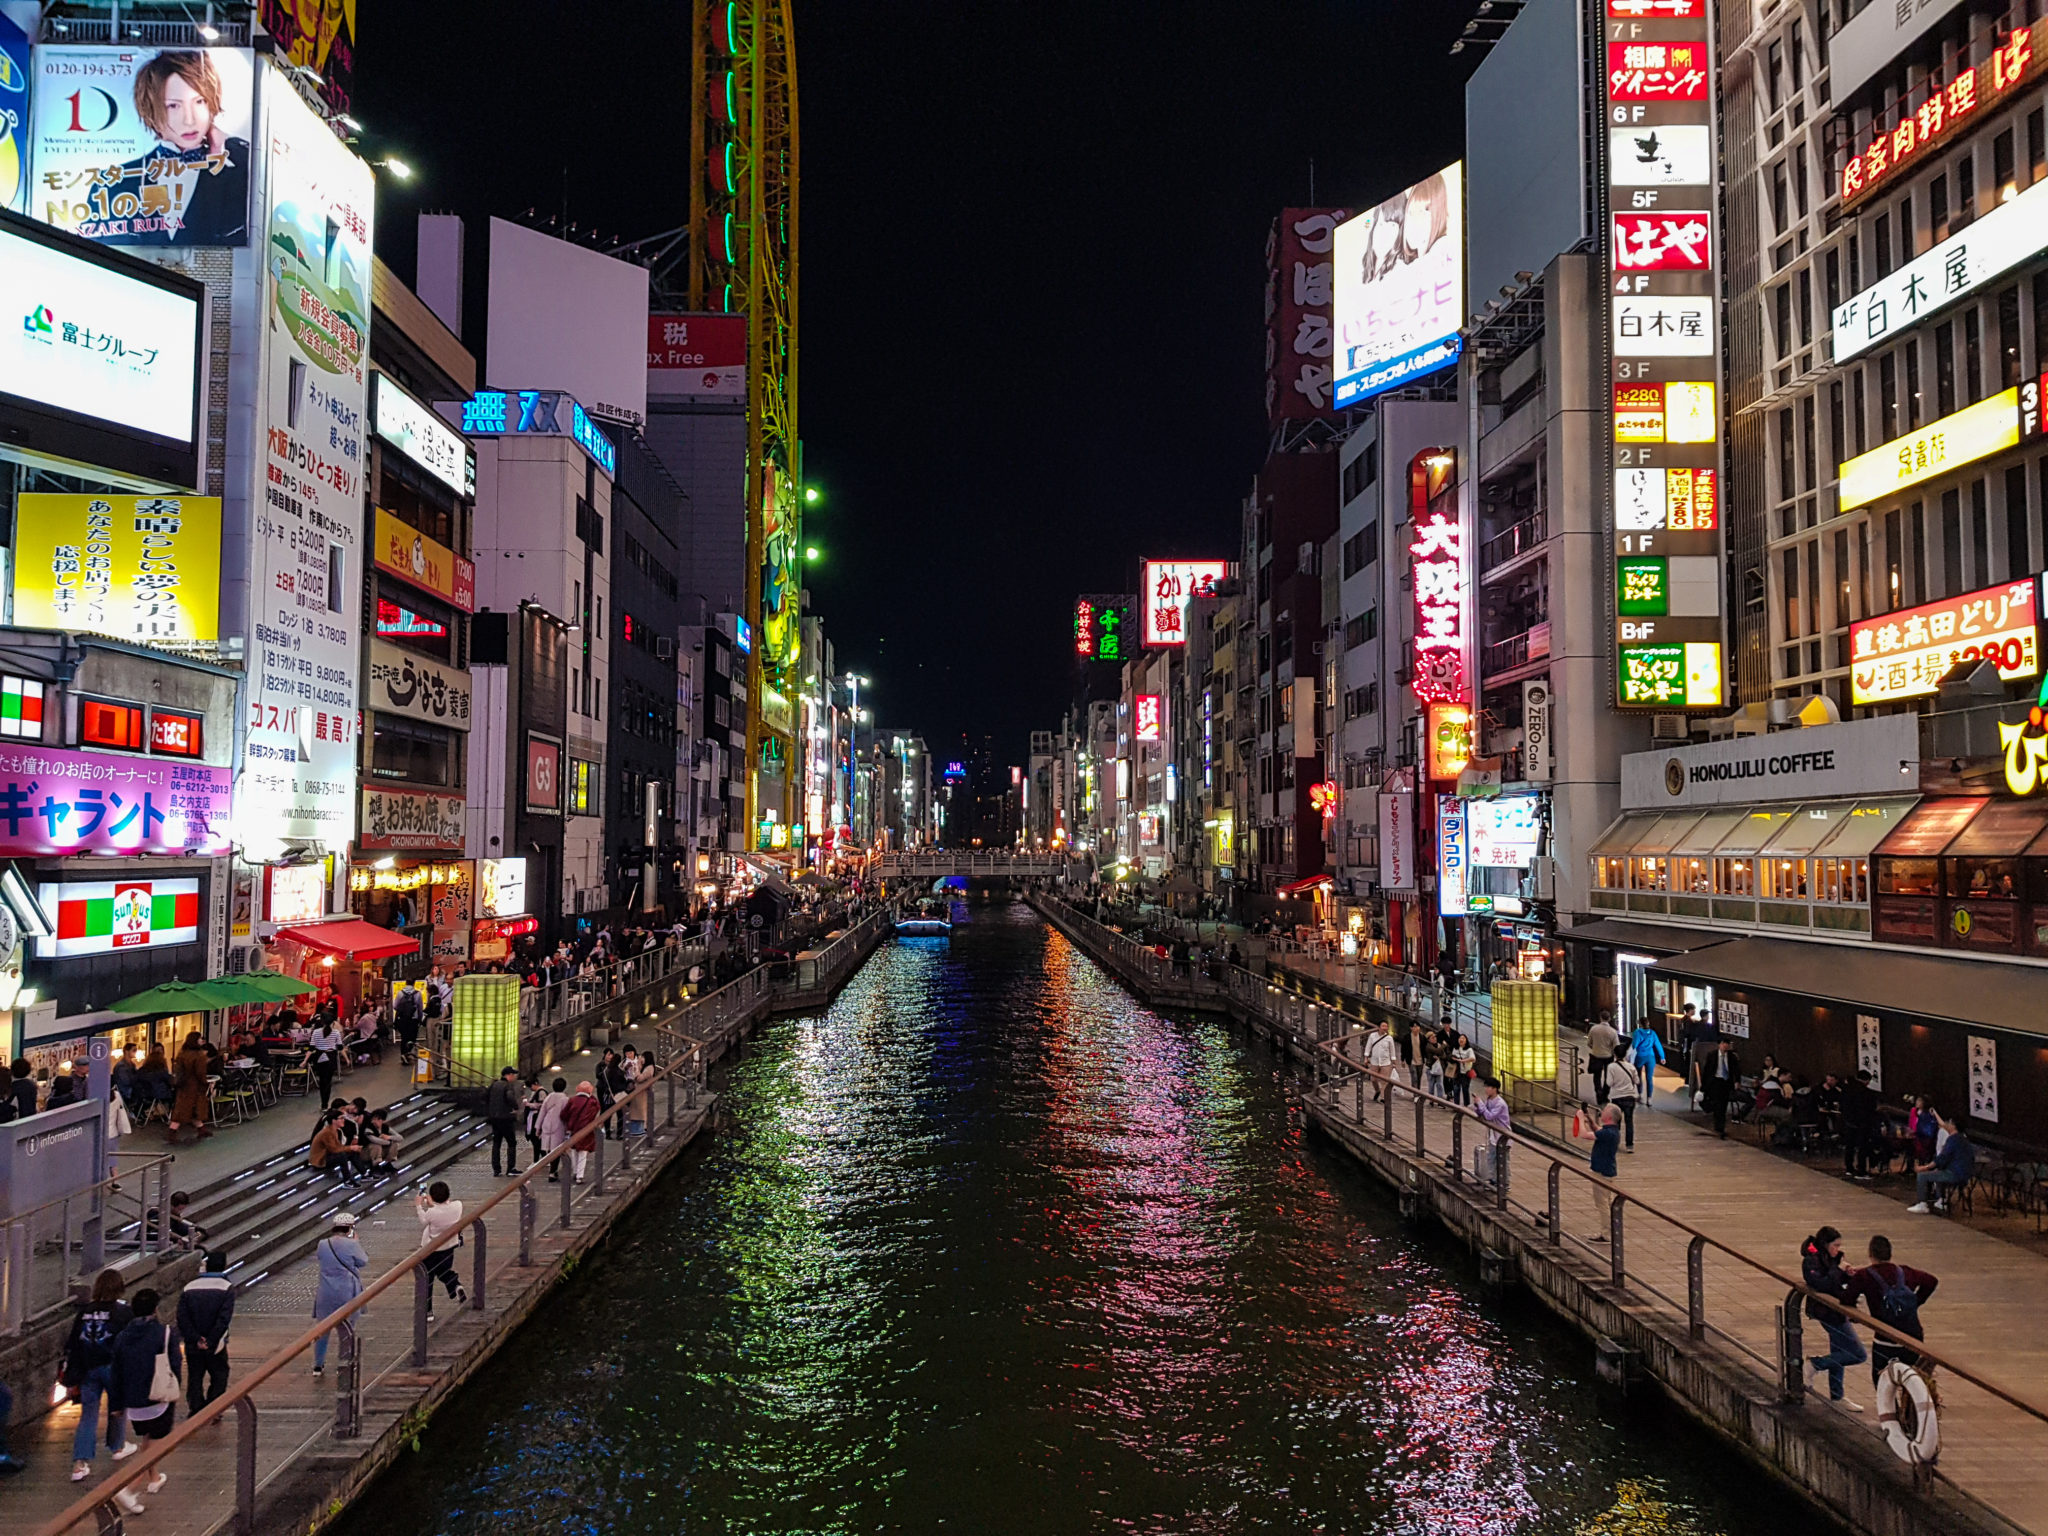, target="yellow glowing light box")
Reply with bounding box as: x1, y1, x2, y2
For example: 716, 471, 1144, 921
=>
1837, 388, 2020, 512
451, 972, 521, 1079
13, 493, 221, 643
1490, 980, 1559, 1083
